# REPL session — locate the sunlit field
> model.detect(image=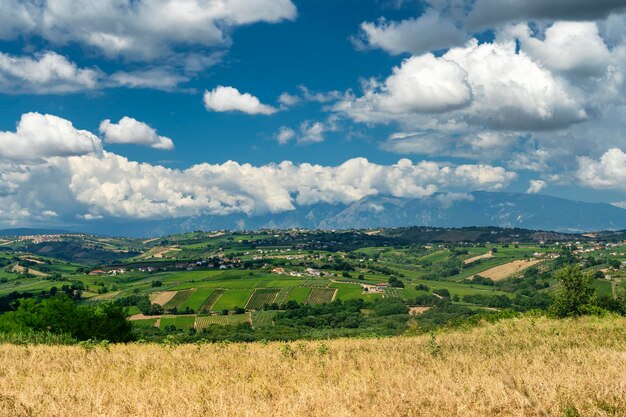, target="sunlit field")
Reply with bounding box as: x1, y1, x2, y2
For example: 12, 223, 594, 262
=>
1, 316, 624, 417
